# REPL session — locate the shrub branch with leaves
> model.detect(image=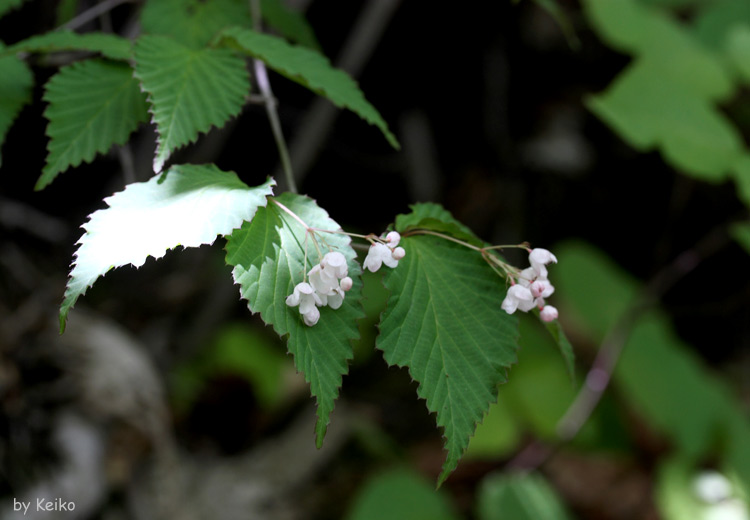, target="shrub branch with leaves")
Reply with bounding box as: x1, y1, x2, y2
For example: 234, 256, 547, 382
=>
0, 0, 573, 485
